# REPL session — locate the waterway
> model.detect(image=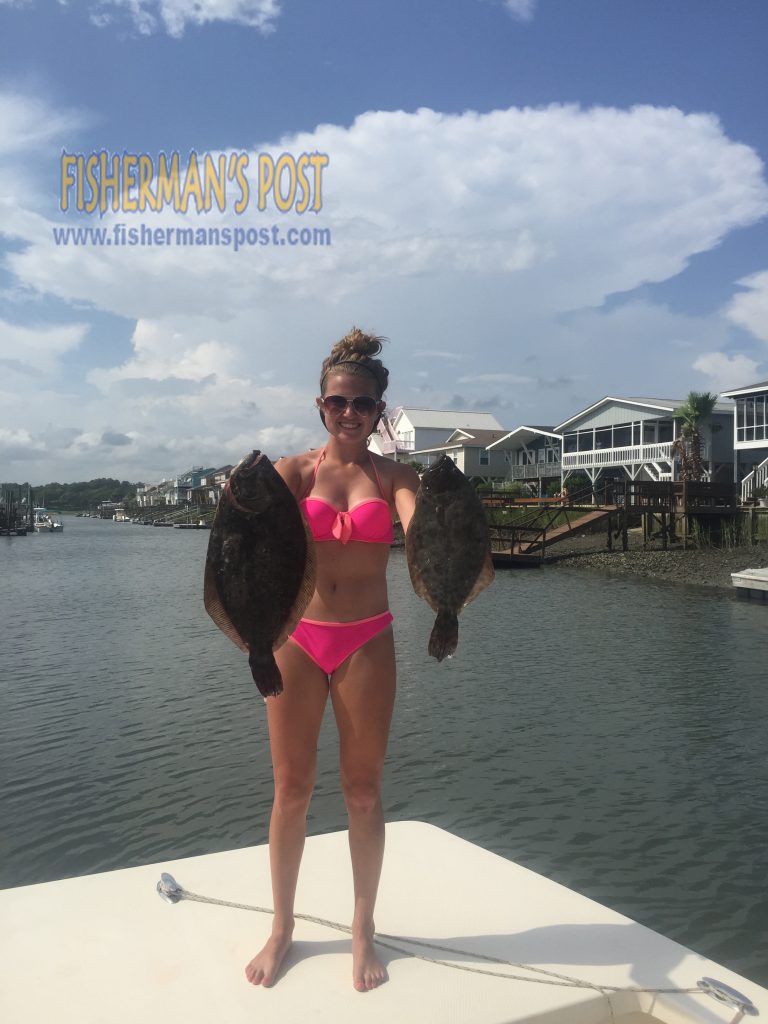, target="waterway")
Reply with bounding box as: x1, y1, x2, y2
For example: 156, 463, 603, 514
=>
1, 517, 767, 986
